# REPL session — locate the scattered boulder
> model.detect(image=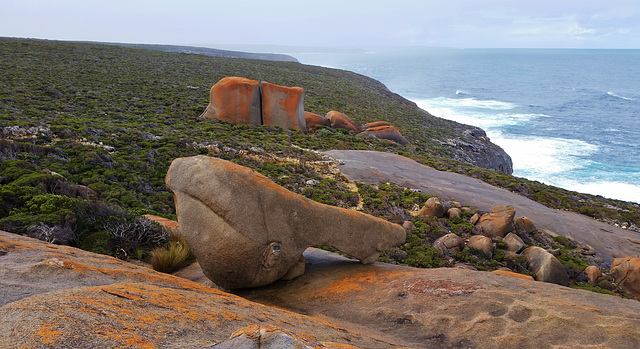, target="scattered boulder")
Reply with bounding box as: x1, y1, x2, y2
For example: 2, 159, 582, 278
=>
522, 246, 569, 286
417, 197, 446, 218
165, 155, 405, 289
515, 216, 537, 234
304, 112, 330, 132
357, 125, 409, 145
466, 235, 494, 258
503, 232, 525, 253
469, 212, 480, 225
610, 257, 640, 300
260, 81, 306, 133
473, 205, 516, 239
447, 207, 462, 219
402, 220, 416, 231
432, 233, 465, 254
326, 111, 361, 133
584, 265, 604, 285
199, 76, 262, 126
364, 121, 390, 128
